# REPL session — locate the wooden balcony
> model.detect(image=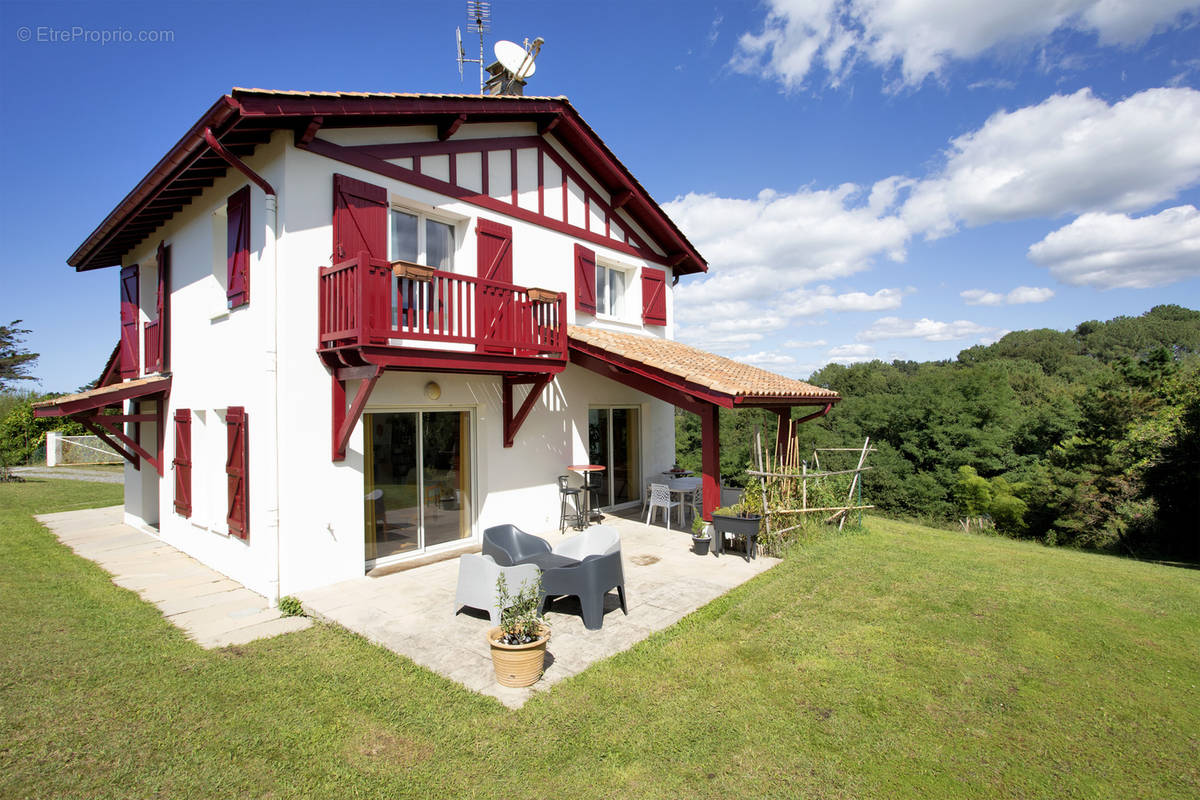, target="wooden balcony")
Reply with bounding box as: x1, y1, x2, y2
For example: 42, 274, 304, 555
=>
317, 253, 567, 375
